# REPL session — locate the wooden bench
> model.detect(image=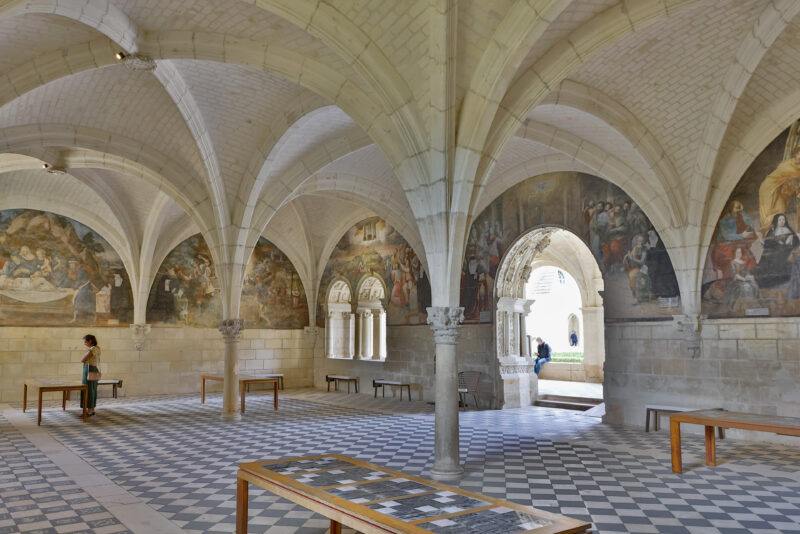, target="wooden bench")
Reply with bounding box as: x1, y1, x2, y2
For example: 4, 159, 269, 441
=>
373, 379, 411, 401
97, 379, 123, 398
236, 454, 590, 534
326, 375, 359, 393
201, 374, 280, 413
646, 404, 724, 438
24, 378, 87, 425
670, 409, 800, 473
